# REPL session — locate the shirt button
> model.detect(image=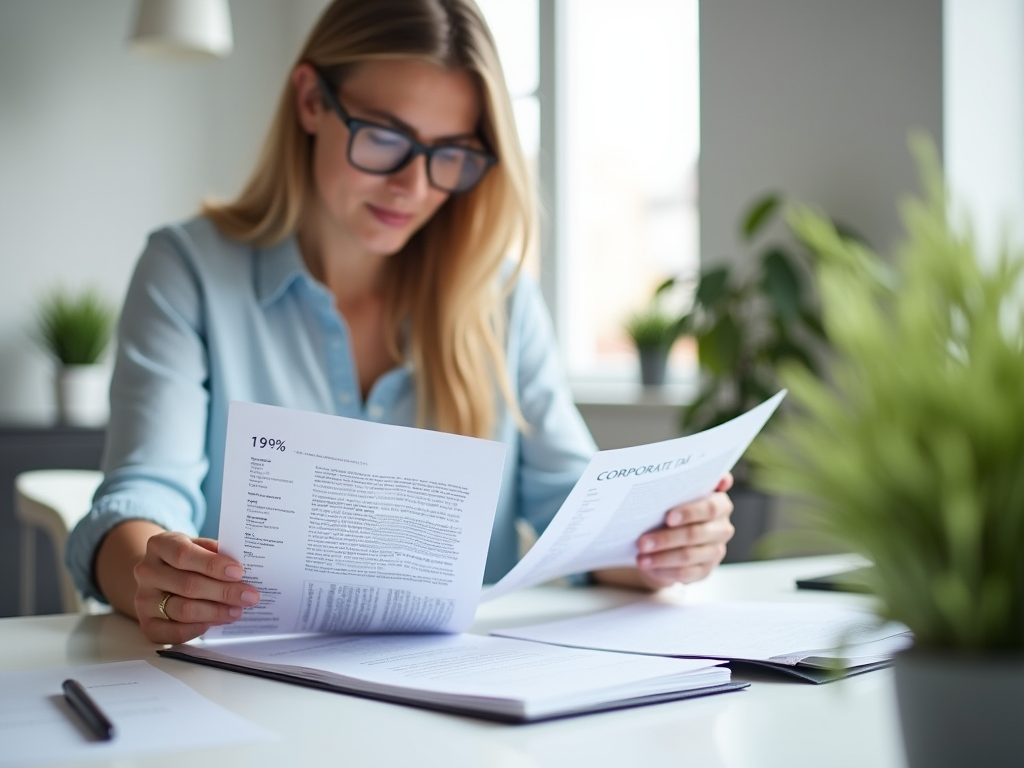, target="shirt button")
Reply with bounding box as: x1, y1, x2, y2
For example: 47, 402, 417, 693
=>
368, 405, 384, 419
338, 393, 352, 404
